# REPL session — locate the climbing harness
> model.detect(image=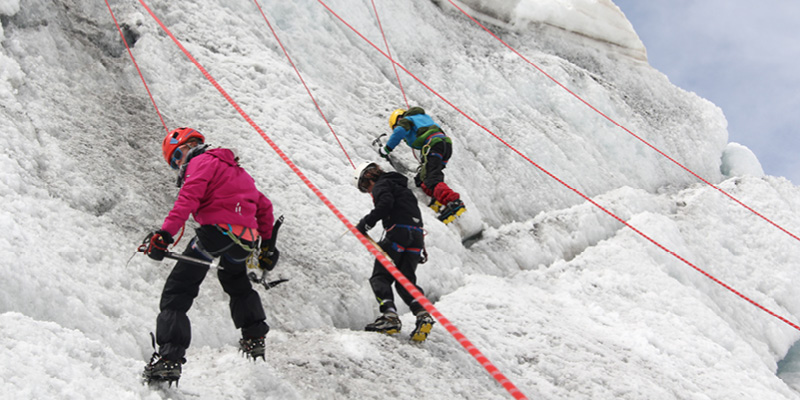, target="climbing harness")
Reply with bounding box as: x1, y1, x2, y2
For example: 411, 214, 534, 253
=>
217, 224, 257, 252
